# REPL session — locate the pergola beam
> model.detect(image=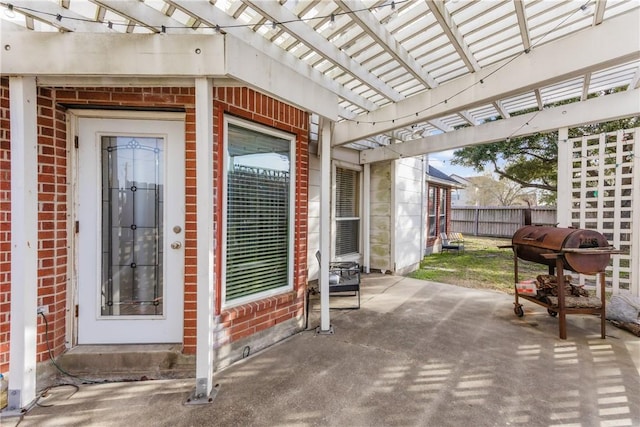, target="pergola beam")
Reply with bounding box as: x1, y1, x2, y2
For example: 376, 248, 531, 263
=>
427, 0, 480, 72
169, 0, 377, 112
337, 0, 438, 89
513, 0, 531, 52
8, 0, 115, 32
334, 12, 640, 145
360, 88, 640, 164
243, 0, 404, 103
